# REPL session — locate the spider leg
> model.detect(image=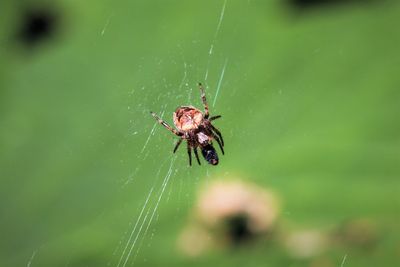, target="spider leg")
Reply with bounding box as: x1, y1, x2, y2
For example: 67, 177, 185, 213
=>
173, 138, 183, 153
194, 147, 201, 165
209, 115, 221, 121
150, 111, 181, 137
209, 124, 224, 146
198, 83, 209, 119
212, 134, 224, 155
187, 141, 192, 166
